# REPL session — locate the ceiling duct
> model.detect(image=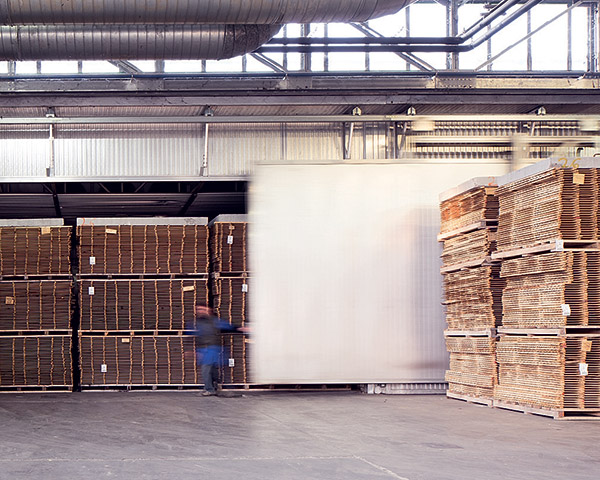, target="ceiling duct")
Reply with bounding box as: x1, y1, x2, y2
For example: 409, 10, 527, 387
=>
0, 25, 281, 61
0, 0, 413, 25
0, 0, 412, 61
